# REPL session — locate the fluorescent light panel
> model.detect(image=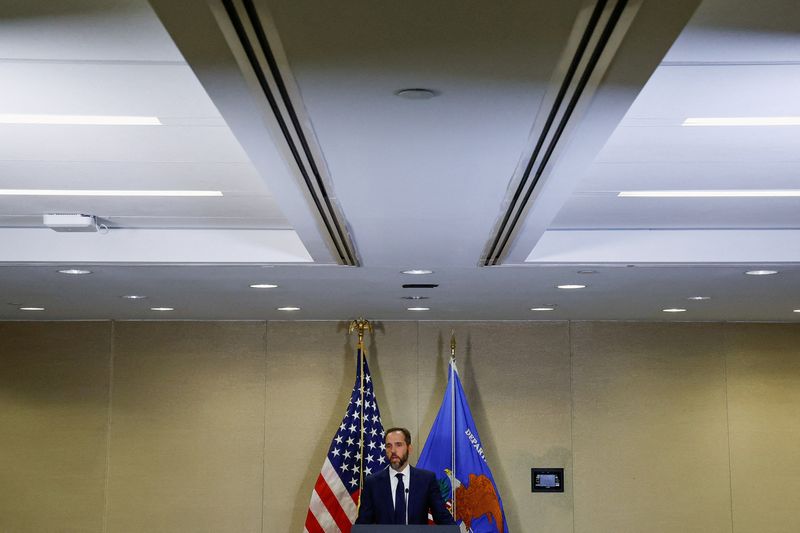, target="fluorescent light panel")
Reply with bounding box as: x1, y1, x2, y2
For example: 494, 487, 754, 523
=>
618, 190, 800, 198
683, 116, 800, 127
0, 189, 222, 197
0, 113, 162, 125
